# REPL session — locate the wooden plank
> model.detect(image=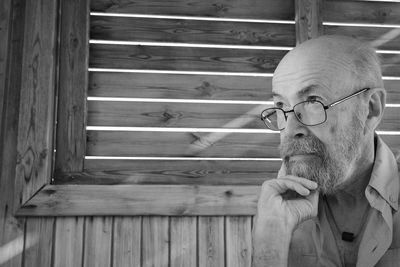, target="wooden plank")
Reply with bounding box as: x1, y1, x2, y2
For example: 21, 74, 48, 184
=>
323, 26, 400, 51
54, 217, 84, 267
87, 101, 399, 131
323, 0, 400, 25
55, 0, 89, 174
88, 72, 273, 100
83, 217, 112, 267
170, 217, 197, 266
112, 216, 141, 267
56, 159, 281, 185
295, 0, 323, 44
89, 44, 288, 73
198, 216, 225, 267
226, 216, 252, 267
16, 184, 261, 216
380, 53, 400, 77
90, 16, 295, 47
23, 218, 54, 267
86, 131, 281, 158
90, 0, 295, 20
142, 216, 169, 267
385, 80, 400, 103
